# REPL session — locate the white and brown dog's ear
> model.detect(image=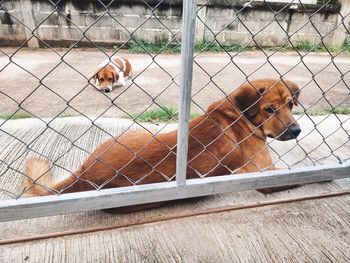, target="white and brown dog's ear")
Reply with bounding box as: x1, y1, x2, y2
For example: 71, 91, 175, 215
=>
112, 70, 119, 84
282, 79, 300, 105
91, 68, 101, 85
